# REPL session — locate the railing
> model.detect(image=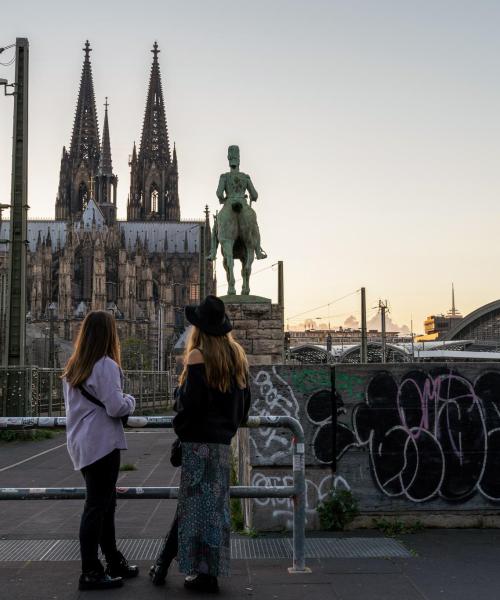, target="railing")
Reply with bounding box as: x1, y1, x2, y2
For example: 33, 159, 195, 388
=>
0, 415, 309, 573
0, 367, 176, 416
